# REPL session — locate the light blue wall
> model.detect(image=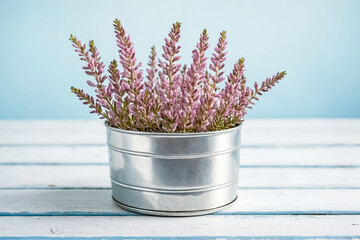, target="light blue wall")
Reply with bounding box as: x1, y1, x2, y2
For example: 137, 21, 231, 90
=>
0, 0, 359, 119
